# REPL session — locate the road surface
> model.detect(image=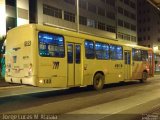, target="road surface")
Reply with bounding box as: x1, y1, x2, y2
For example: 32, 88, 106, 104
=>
0, 75, 160, 120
